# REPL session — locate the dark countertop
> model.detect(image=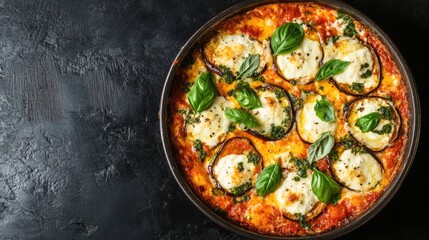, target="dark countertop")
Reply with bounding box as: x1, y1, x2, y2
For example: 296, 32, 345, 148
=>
0, 0, 427, 239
